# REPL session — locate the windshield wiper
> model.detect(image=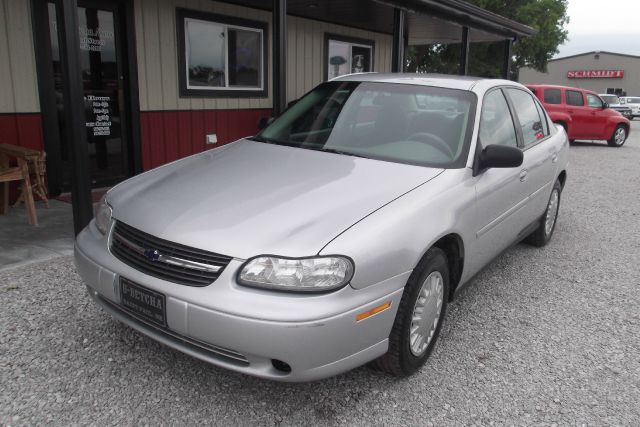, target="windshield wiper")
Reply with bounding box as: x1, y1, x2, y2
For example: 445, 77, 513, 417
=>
250, 137, 368, 159
248, 135, 298, 147
320, 148, 369, 159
